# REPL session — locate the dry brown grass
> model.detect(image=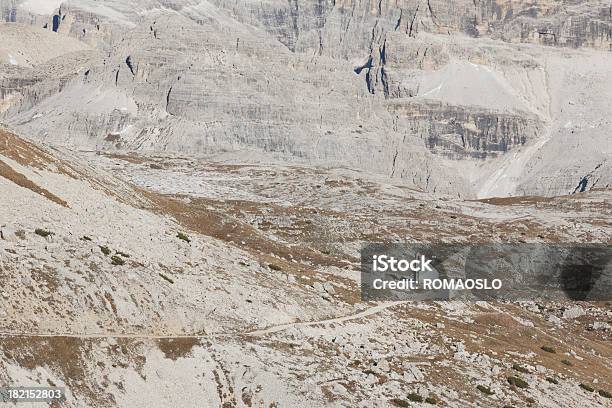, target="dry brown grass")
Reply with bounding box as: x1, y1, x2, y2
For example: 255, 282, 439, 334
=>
157, 338, 200, 360
0, 336, 114, 406
0, 128, 56, 169
0, 159, 68, 207
0, 128, 151, 208
138, 190, 362, 304
399, 304, 612, 391
478, 196, 554, 206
